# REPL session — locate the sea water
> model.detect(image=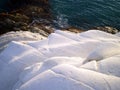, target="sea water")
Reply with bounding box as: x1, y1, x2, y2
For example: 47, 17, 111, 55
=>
0, 0, 10, 12
50, 0, 120, 30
